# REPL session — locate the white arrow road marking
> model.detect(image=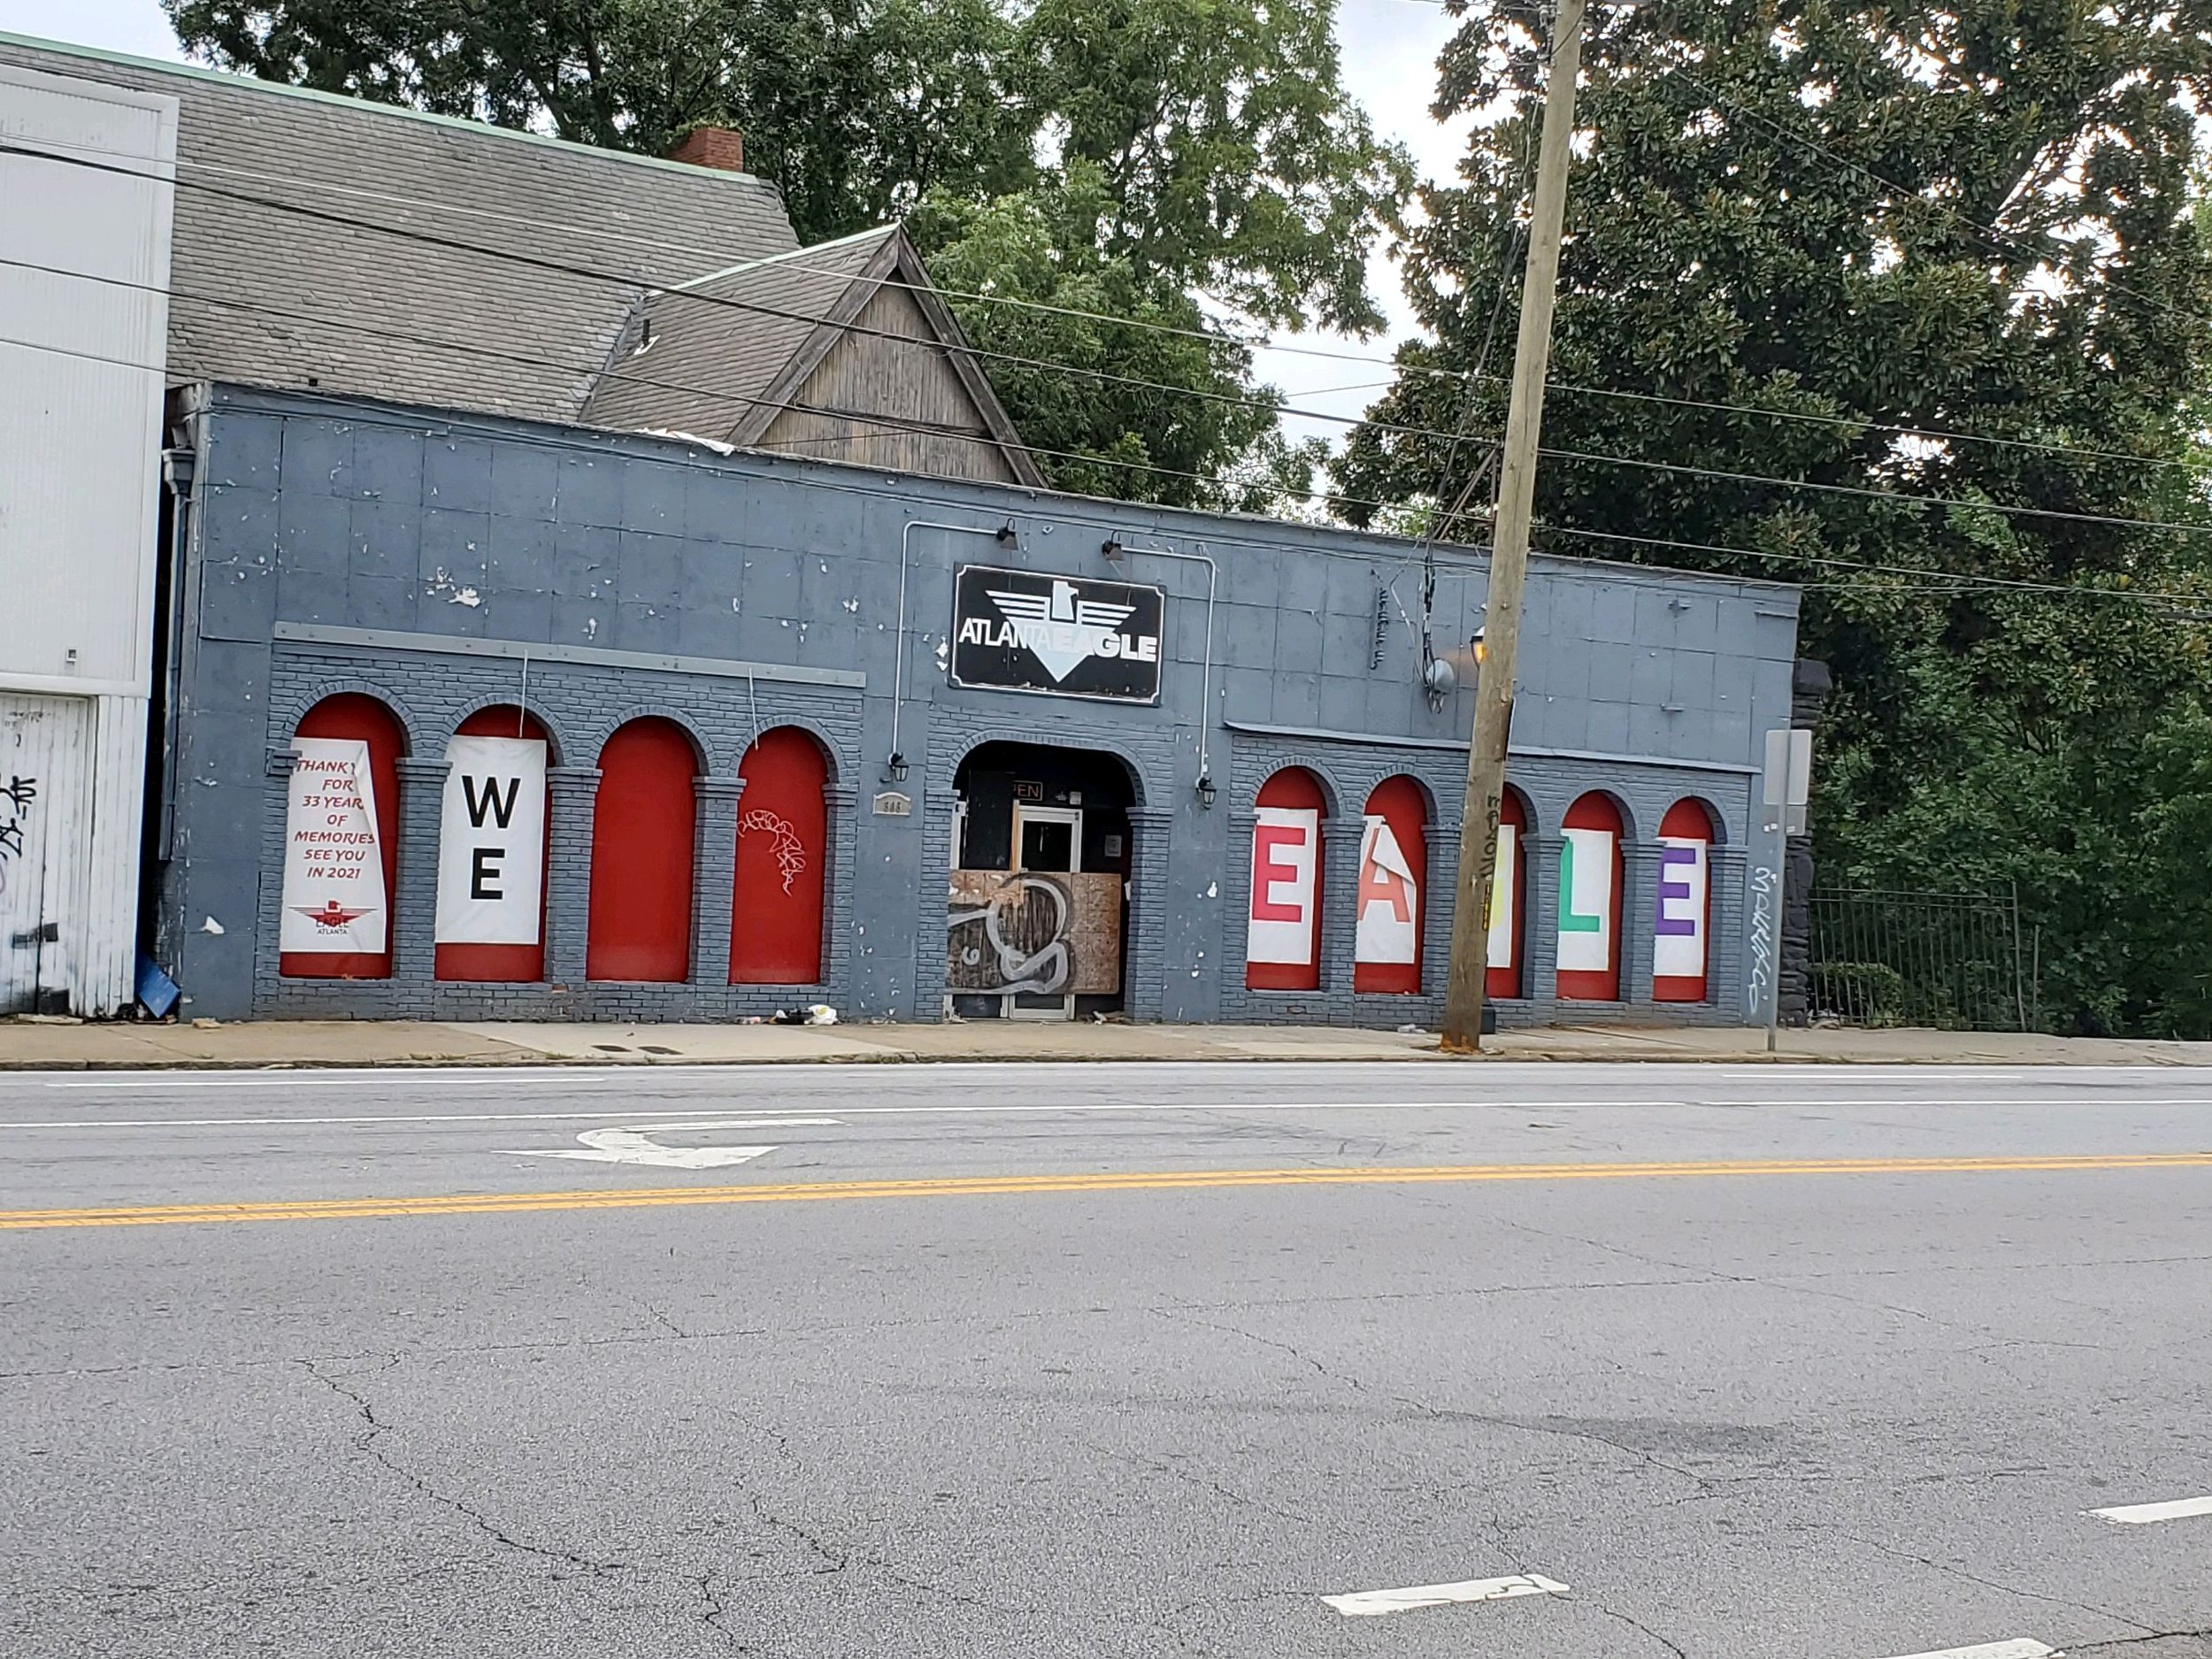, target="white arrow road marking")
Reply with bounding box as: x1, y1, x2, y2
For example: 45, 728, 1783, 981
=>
500, 1118, 841, 1170
1320, 1574, 1568, 1617
2089, 1494, 2212, 1525
1876, 1641, 2056, 1659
